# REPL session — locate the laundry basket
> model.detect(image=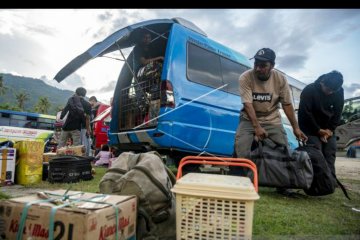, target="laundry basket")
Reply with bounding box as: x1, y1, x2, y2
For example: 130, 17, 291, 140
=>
172, 156, 259, 240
